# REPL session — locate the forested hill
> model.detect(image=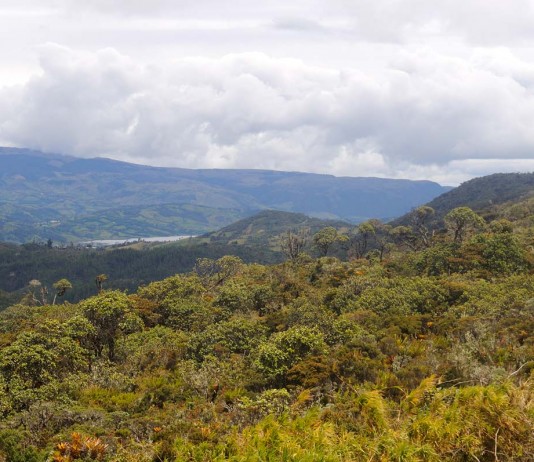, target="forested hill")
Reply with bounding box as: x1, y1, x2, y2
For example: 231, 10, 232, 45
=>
0, 210, 351, 306
0, 147, 449, 242
197, 210, 351, 247
392, 172, 534, 226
